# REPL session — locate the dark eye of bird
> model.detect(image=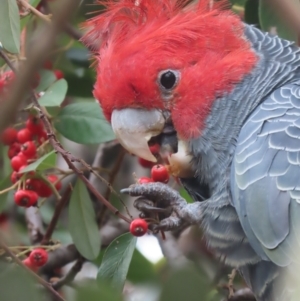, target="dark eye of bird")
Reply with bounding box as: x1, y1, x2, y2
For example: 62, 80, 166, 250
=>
160, 71, 177, 90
